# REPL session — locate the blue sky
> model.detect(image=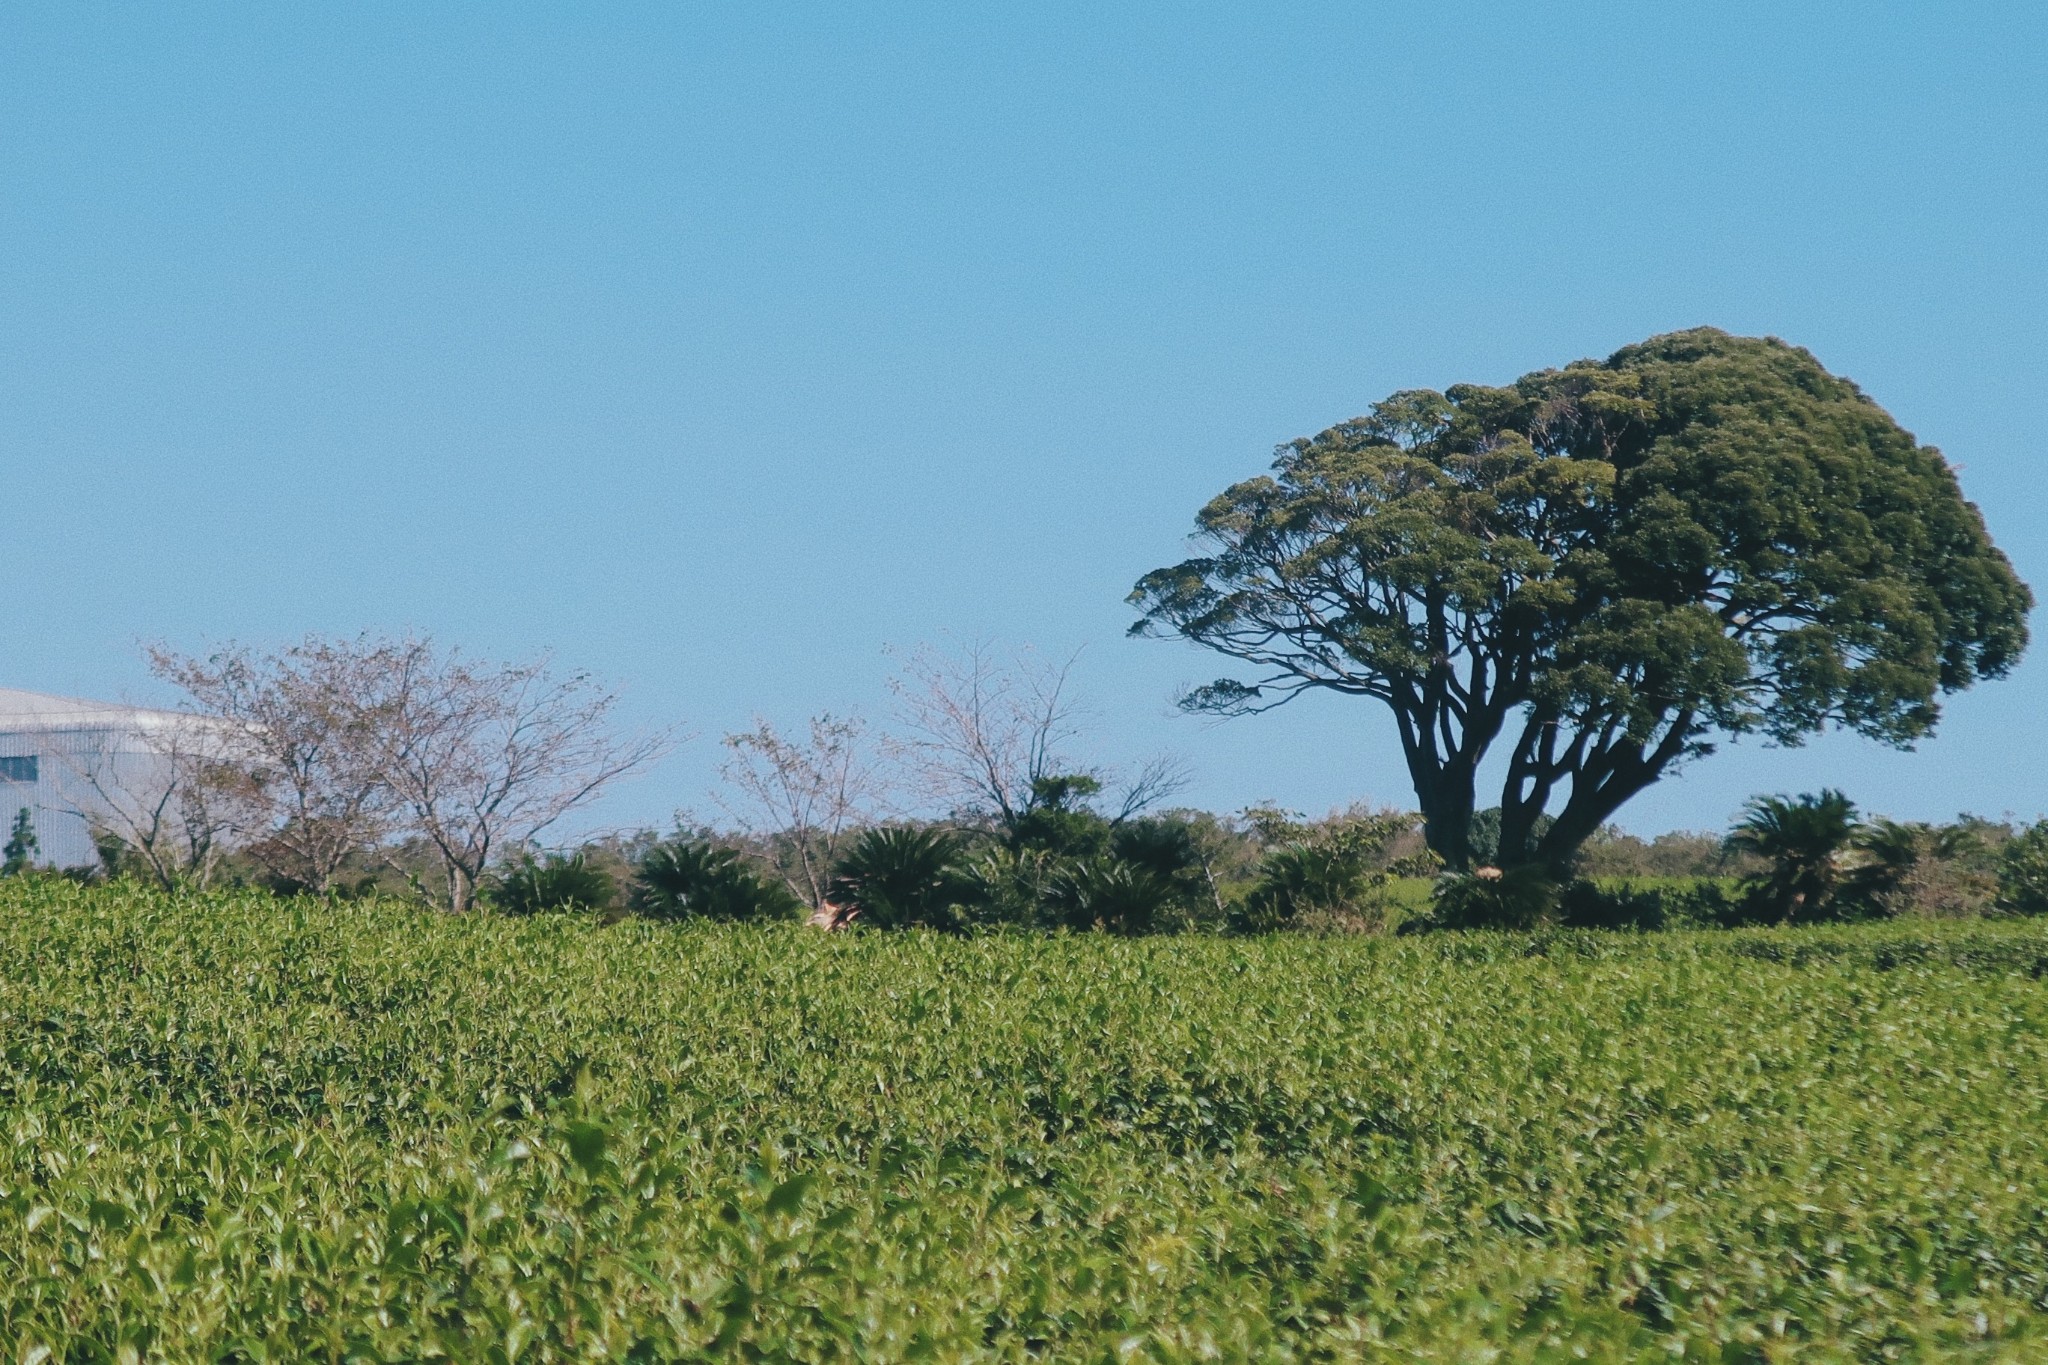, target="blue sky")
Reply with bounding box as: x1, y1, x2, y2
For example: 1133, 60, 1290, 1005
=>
4, 2, 2045, 837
